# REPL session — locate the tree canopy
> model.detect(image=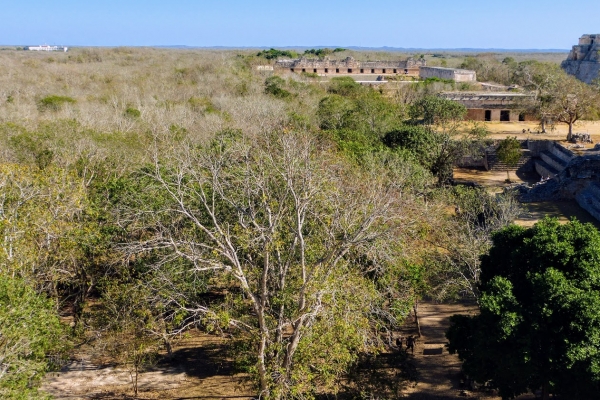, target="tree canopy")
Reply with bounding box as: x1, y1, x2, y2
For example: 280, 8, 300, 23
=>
447, 218, 600, 400
496, 136, 521, 181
